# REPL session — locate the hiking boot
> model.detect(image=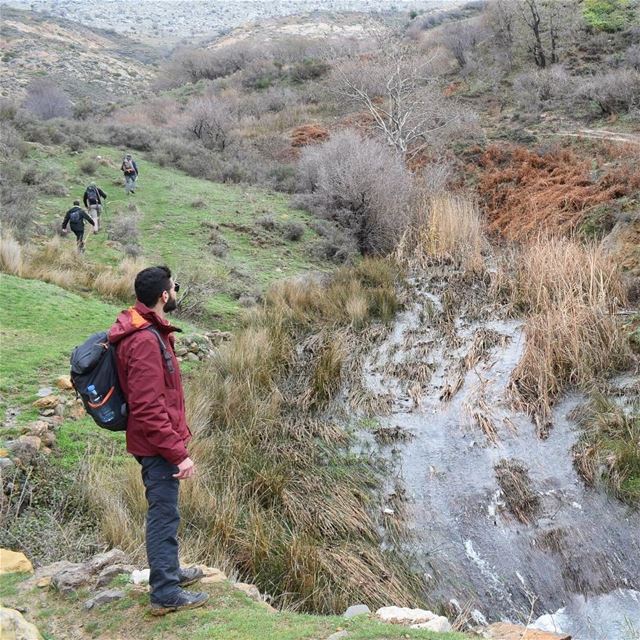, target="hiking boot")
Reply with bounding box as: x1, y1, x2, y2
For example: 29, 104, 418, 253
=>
150, 590, 209, 616
179, 566, 204, 587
